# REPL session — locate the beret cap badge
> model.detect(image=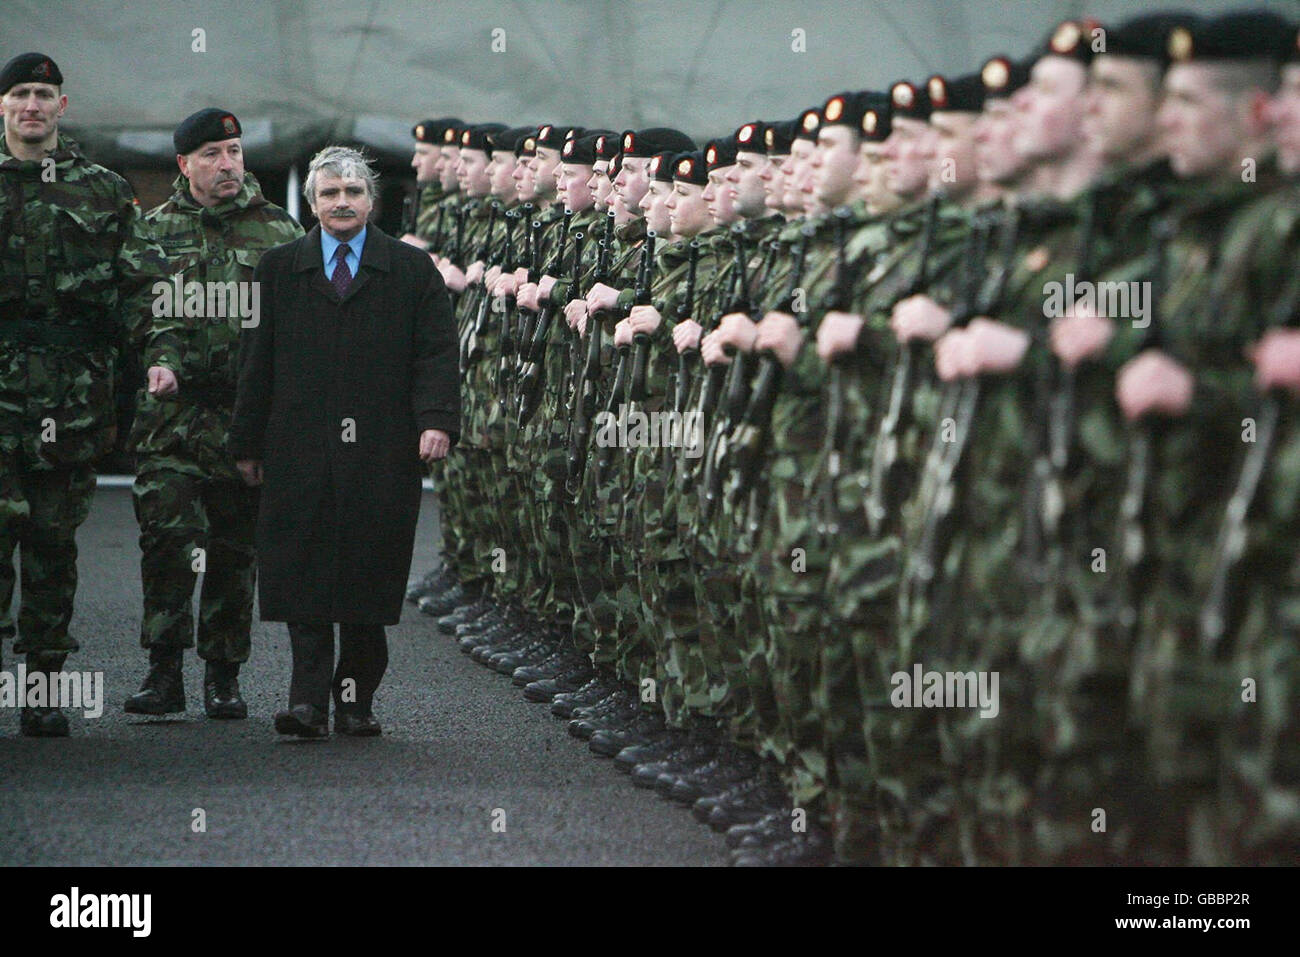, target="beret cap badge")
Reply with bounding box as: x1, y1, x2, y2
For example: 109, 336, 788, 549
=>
801, 111, 819, 132
892, 82, 915, 108
928, 76, 947, 108
706, 146, 716, 164
982, 57, 1010, 90
739, 124, 754, 143
862, 110, 878, 135
1168, 26, 1193, 61
825, 97, 843, 121
765, 129, 775, 147
678, 158, 692, 175
1051, 20, 1082, 54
